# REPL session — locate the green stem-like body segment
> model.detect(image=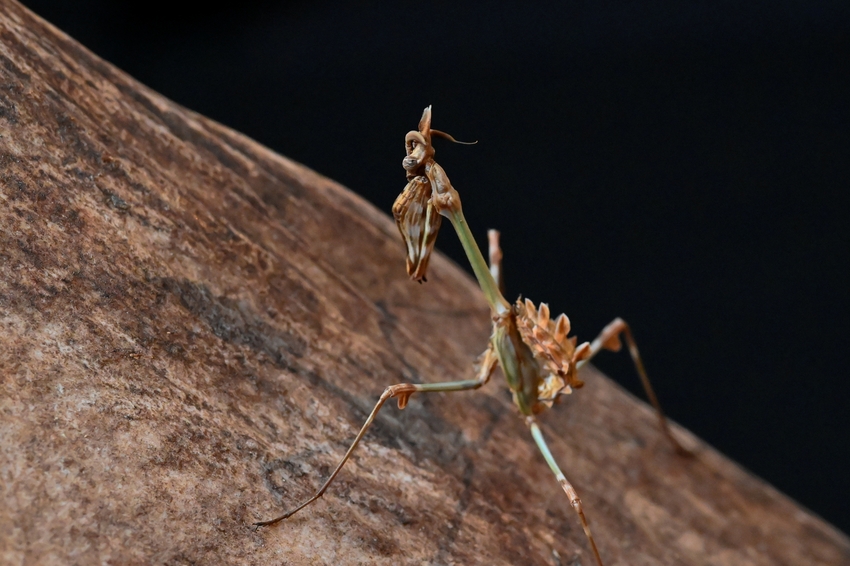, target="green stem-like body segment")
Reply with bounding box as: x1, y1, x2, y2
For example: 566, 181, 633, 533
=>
447, 208, 511, 316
